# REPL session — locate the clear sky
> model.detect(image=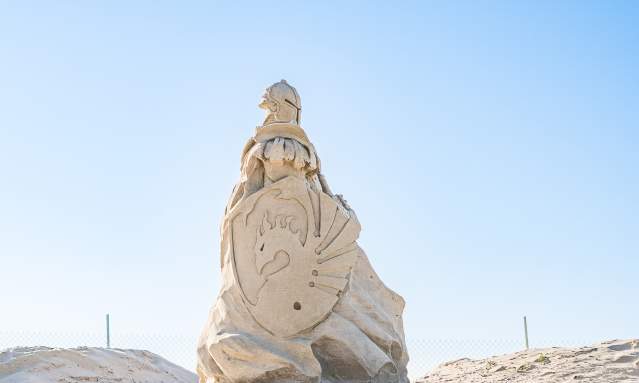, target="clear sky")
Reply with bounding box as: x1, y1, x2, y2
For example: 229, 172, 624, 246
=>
1, 0, 637, 375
